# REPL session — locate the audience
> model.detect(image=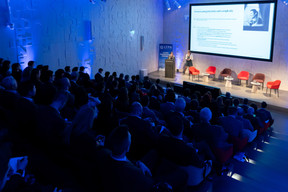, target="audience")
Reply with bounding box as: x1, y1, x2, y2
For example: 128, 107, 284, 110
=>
0, 58, 275, 191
